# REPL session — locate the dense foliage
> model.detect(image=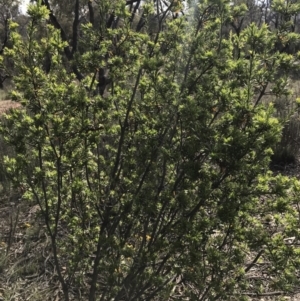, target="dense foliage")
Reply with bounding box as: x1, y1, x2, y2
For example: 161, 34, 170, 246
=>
1, 0, 300, 300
